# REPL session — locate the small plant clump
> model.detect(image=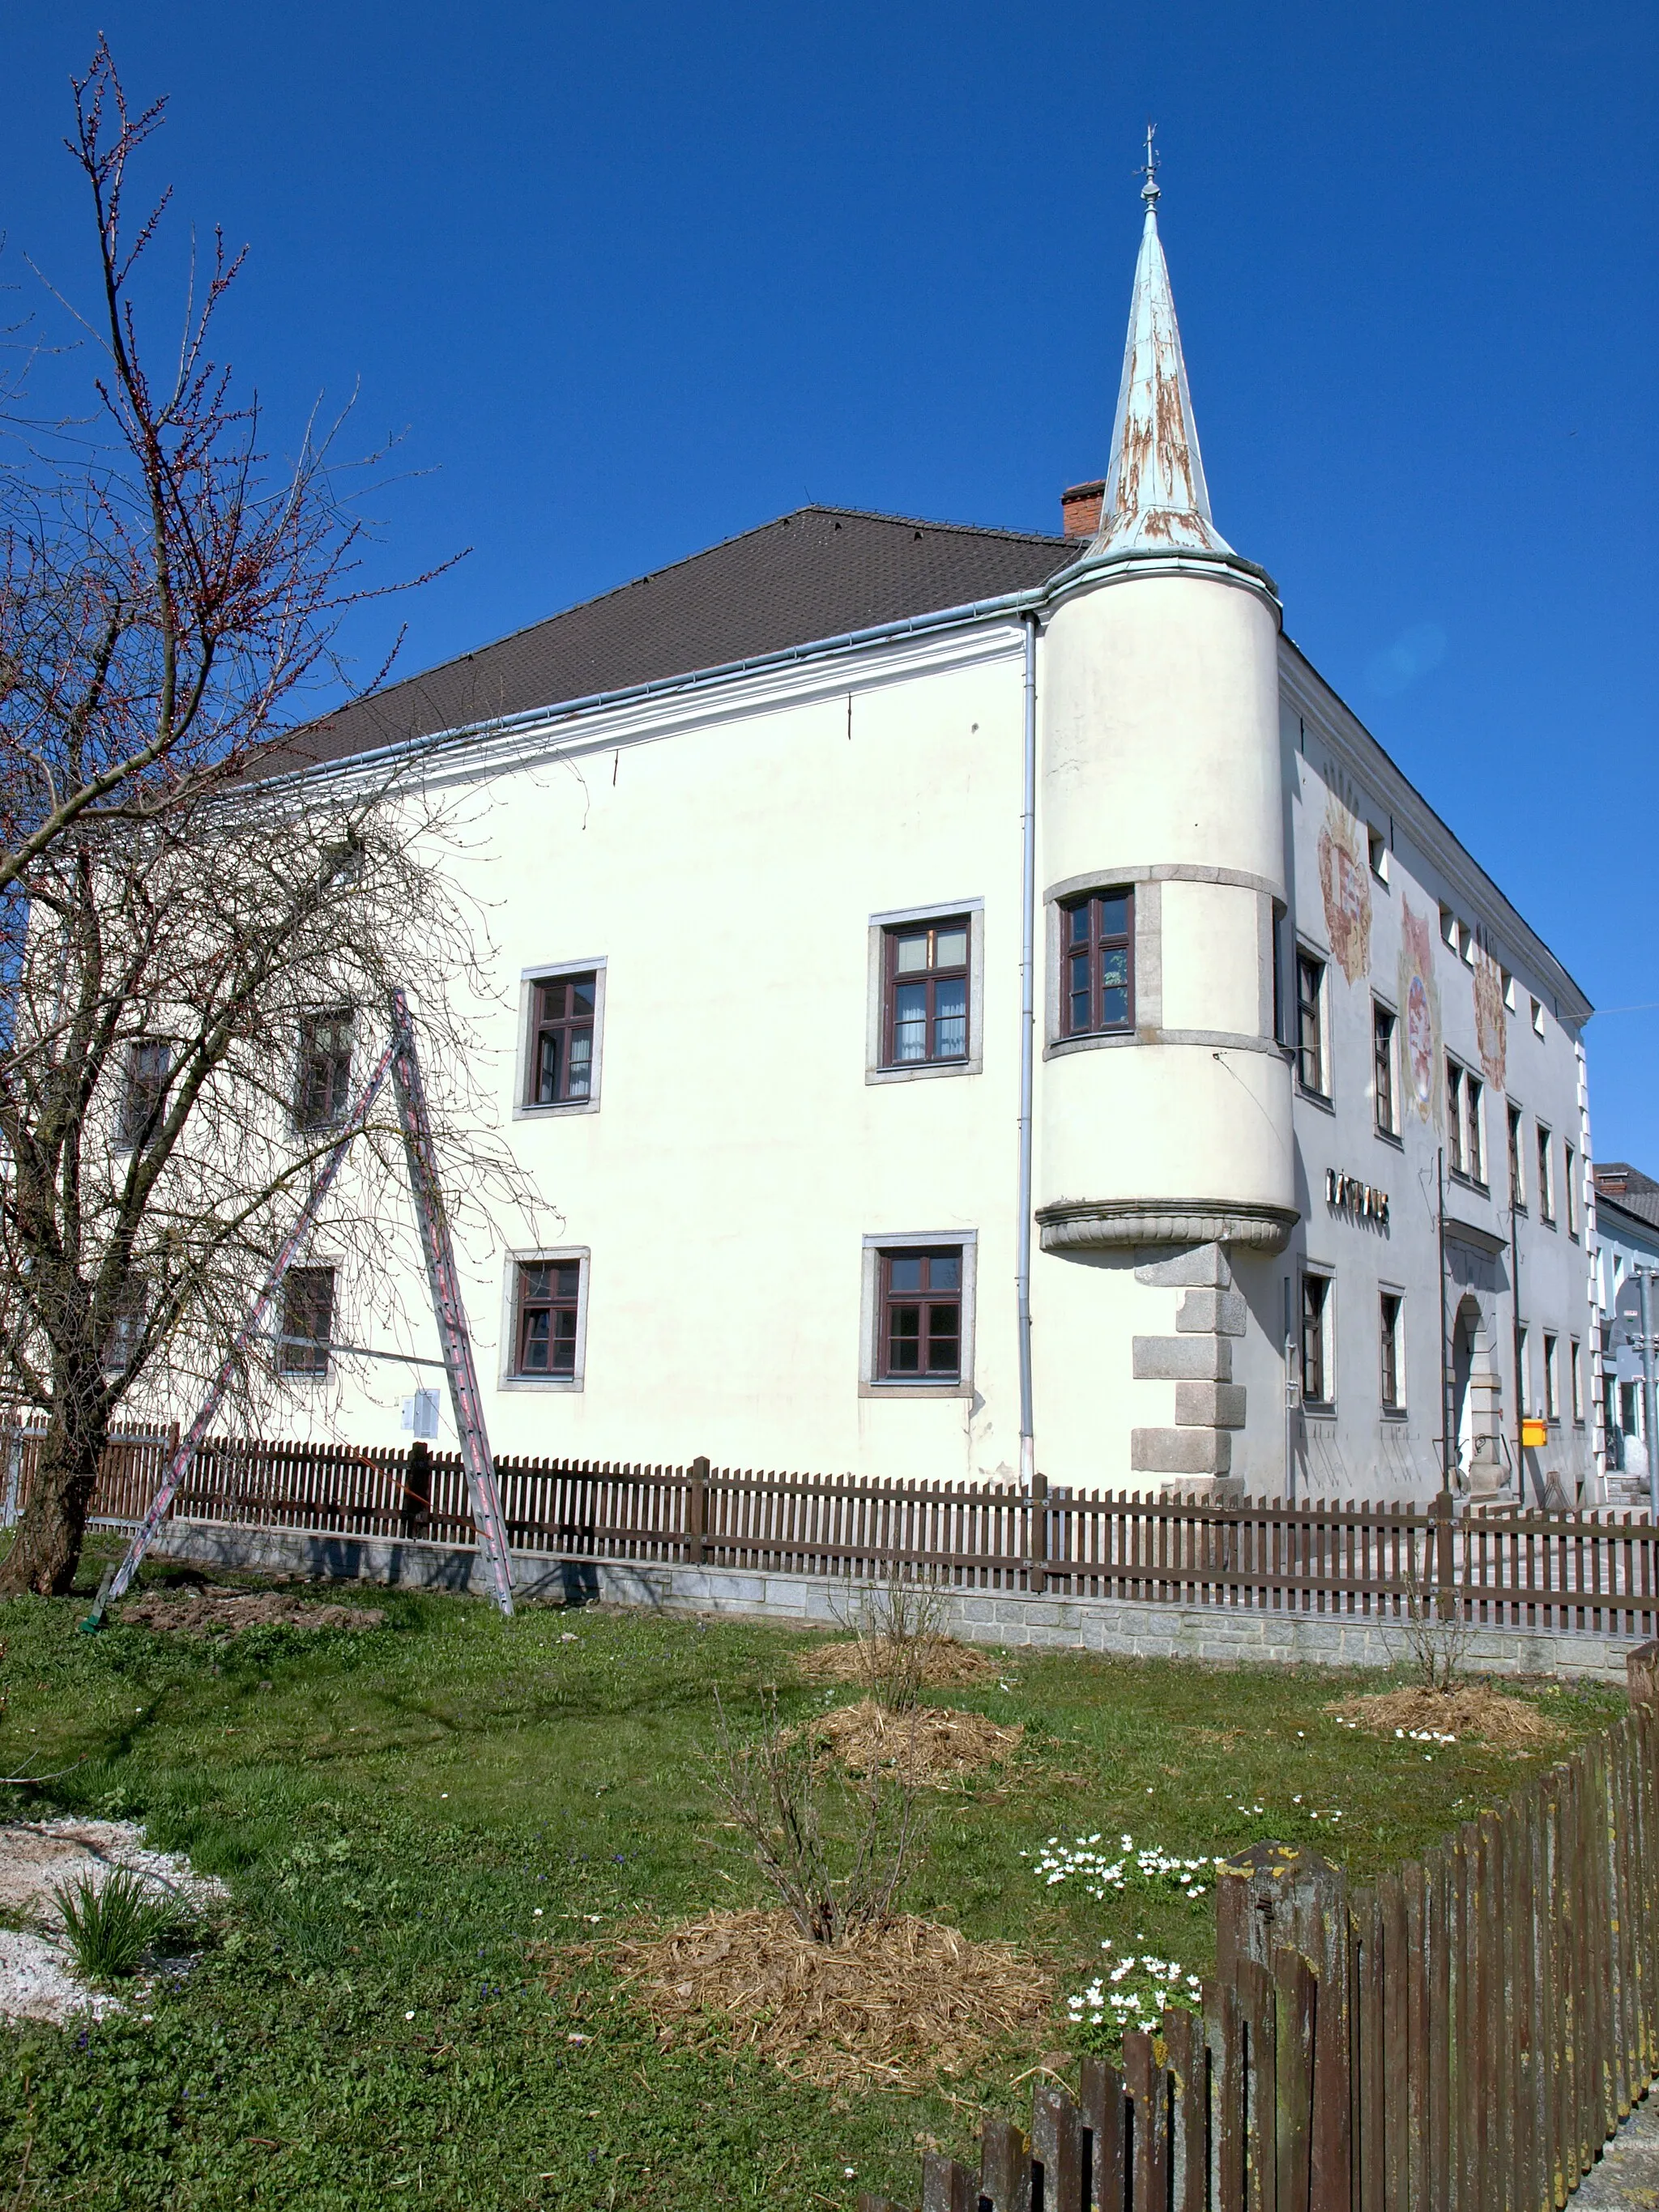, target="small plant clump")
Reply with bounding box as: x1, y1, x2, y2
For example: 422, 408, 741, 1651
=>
1067, 1942, 1202, 2052
51, 1867, 178, 1984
